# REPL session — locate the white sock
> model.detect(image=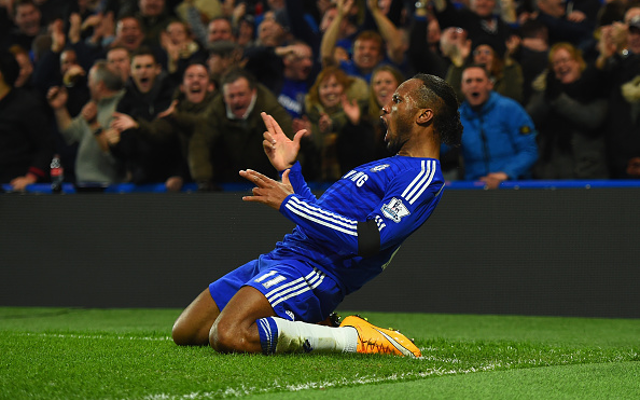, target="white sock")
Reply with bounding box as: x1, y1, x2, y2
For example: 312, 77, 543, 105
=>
260, 317, 358, 354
